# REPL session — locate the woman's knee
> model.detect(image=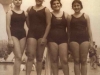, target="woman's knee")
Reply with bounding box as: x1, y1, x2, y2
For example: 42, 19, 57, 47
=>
36, 56, 43, 62
74, 58, 80, 64
51, 57, 58, 63
80, 58, 87, 65
15, 55, 22, 61
27, 56, 34, 61
27, 53, 35, 61
61, 58, 68, 64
